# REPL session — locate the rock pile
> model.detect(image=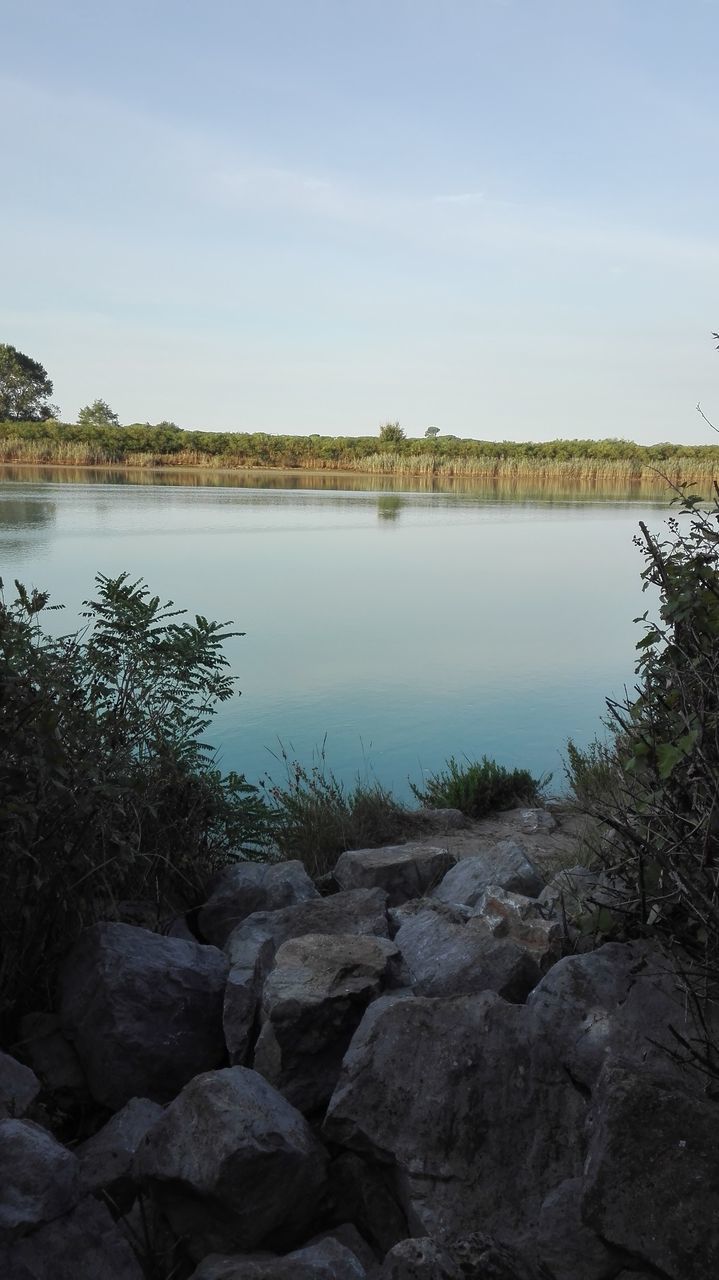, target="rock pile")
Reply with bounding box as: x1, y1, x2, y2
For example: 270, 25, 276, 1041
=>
1, 808, 717, 1279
